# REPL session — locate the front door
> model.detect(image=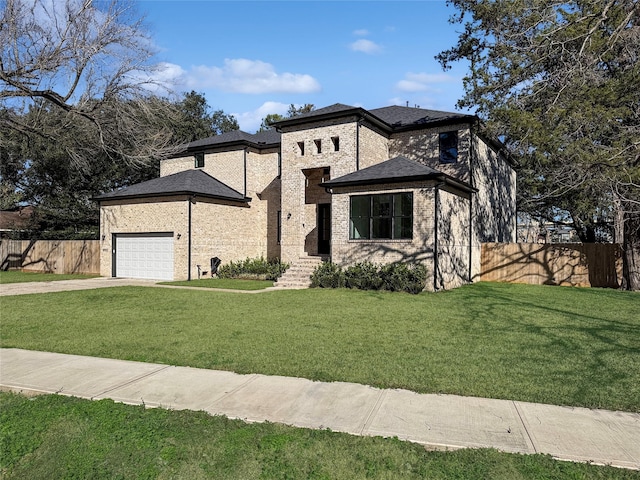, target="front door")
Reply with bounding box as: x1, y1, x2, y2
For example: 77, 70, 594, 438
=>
318, 203, 331, 255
